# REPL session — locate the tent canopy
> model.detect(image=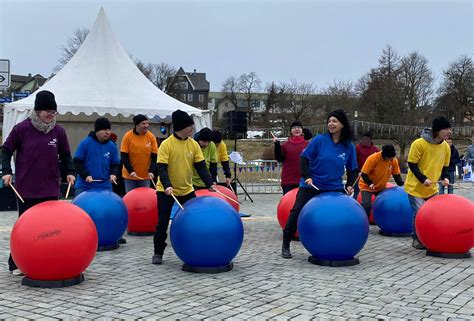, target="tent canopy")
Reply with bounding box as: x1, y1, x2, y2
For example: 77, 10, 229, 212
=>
2, 7, 208, 143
